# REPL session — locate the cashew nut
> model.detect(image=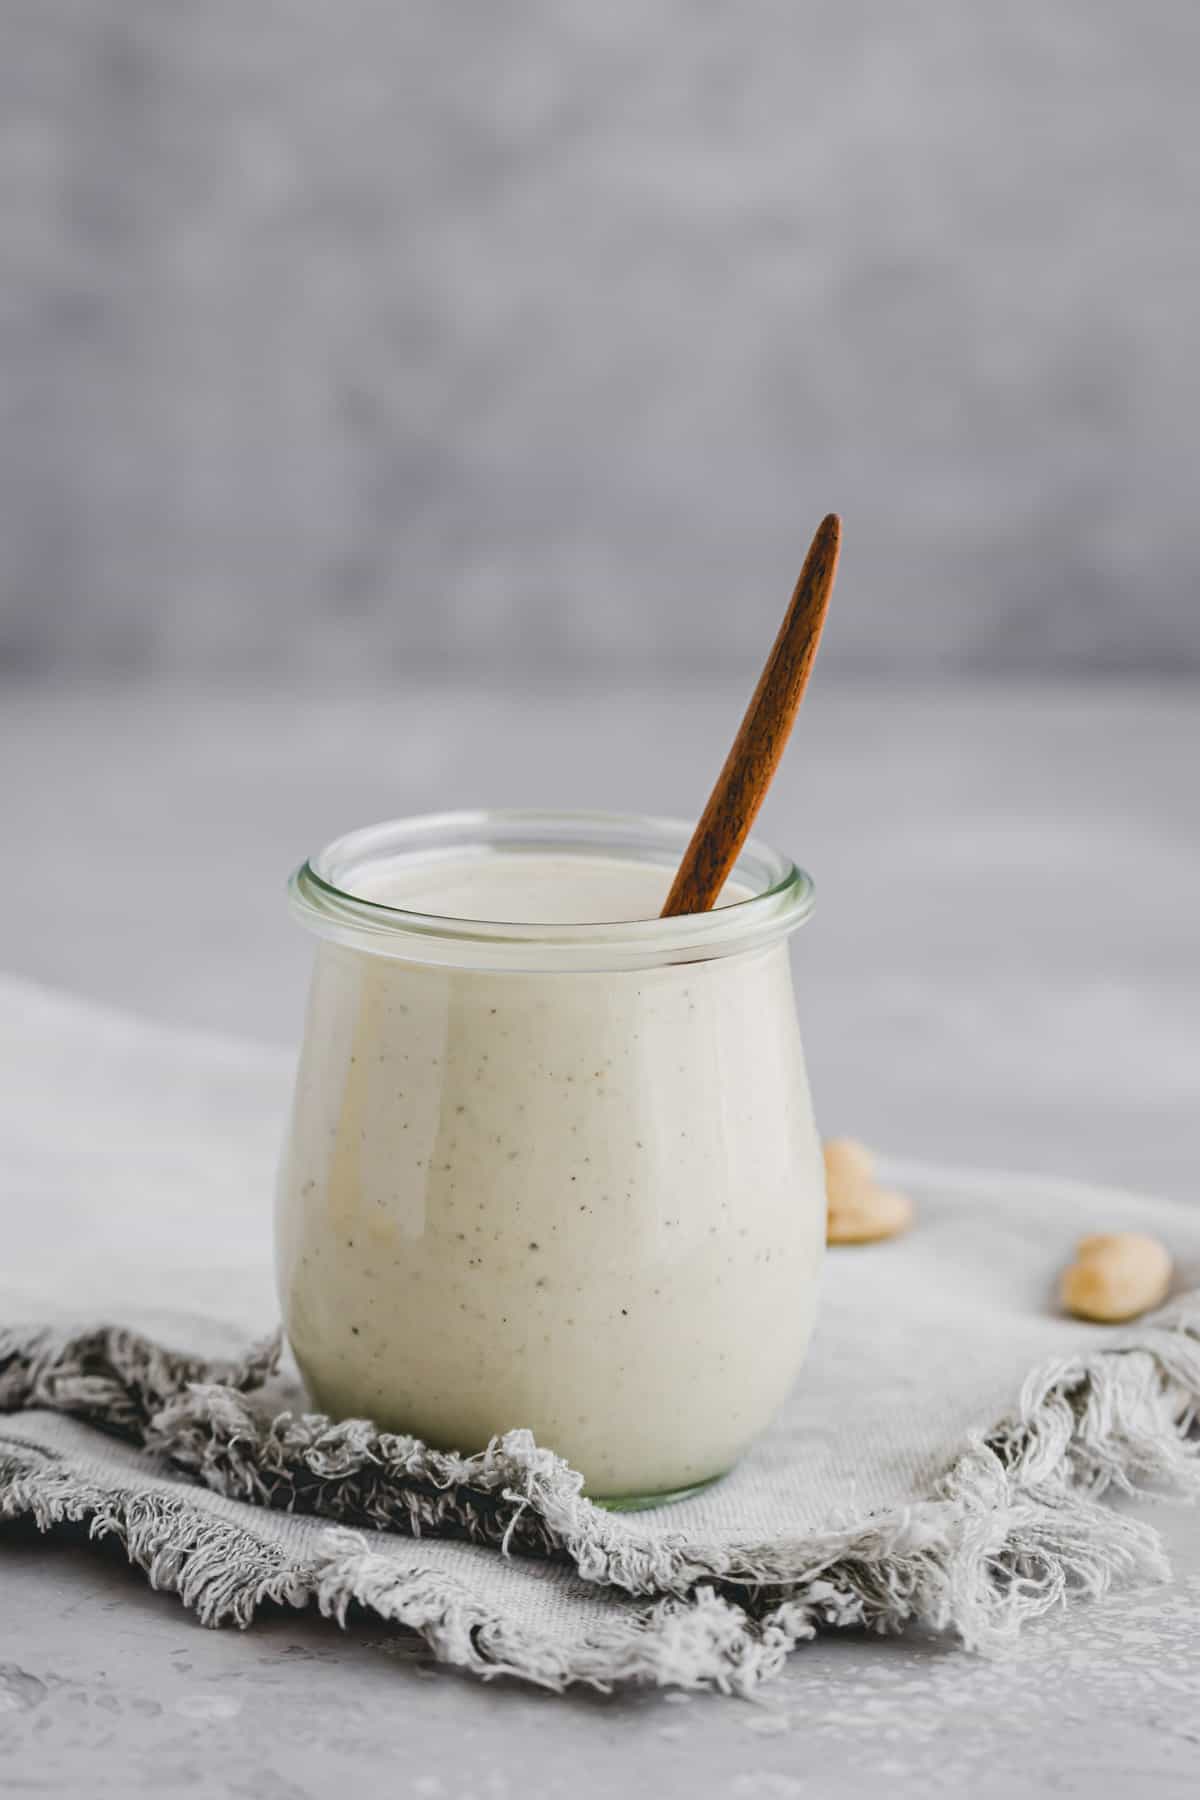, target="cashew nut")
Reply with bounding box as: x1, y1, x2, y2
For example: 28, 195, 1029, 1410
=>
1059, 1232, 1171, 1323
824, 1138, 913, 1244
